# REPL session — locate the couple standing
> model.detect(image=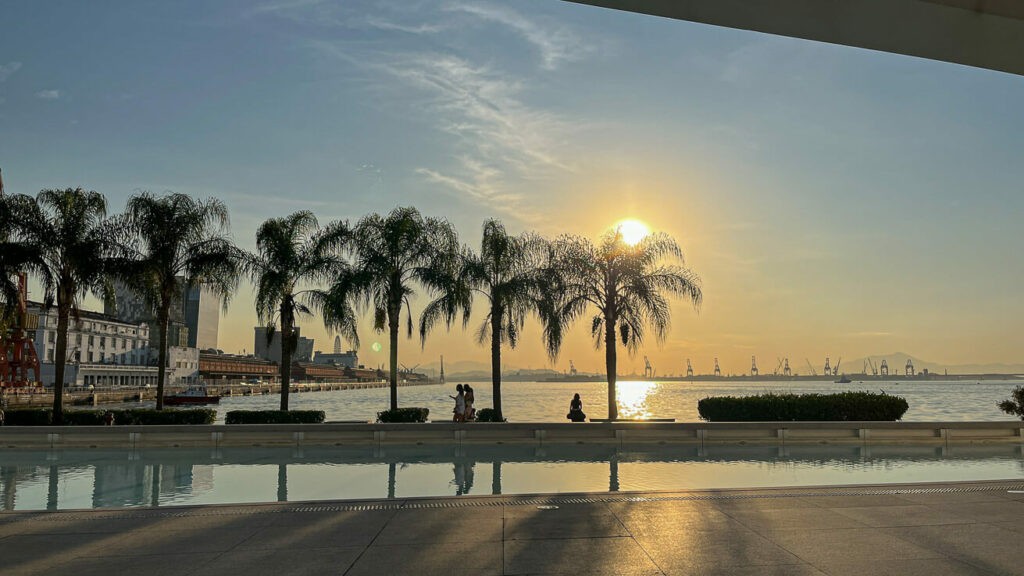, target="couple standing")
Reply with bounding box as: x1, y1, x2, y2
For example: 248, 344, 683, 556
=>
451, 384, 475, 422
